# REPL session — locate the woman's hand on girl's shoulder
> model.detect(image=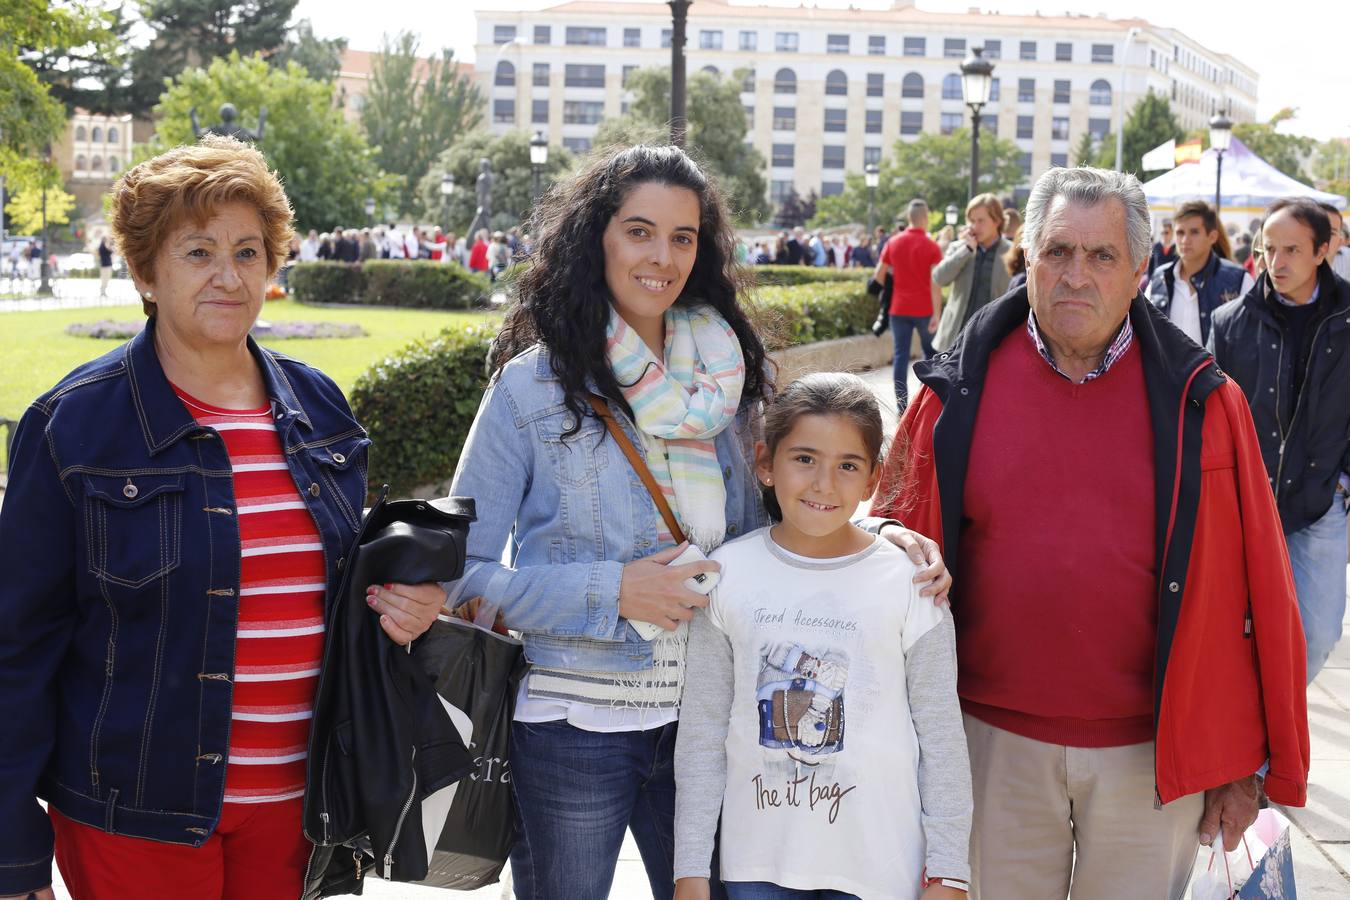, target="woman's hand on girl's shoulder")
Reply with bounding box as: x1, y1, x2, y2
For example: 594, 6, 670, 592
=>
879, 525, 952, 606
673, 877, 711, 900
